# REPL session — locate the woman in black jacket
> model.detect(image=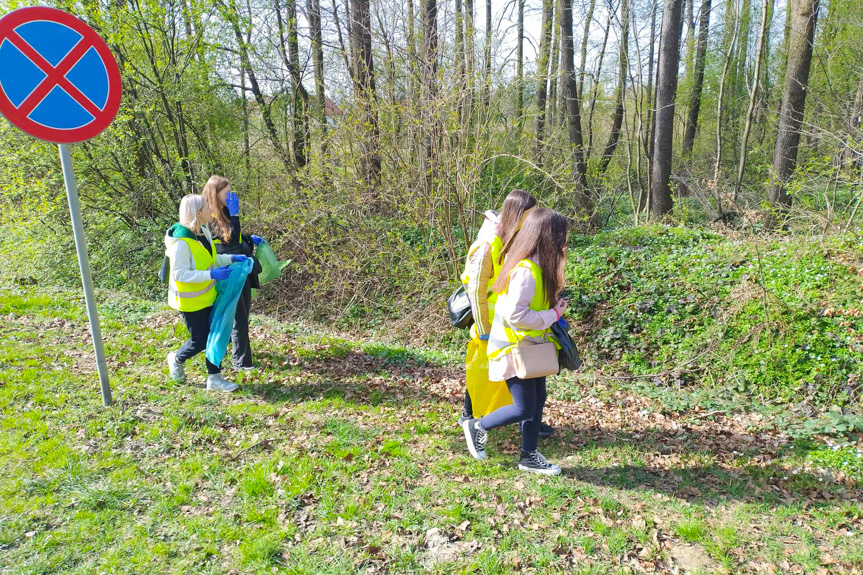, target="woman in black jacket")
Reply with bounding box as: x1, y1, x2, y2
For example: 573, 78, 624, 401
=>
202, 175, 263, 370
